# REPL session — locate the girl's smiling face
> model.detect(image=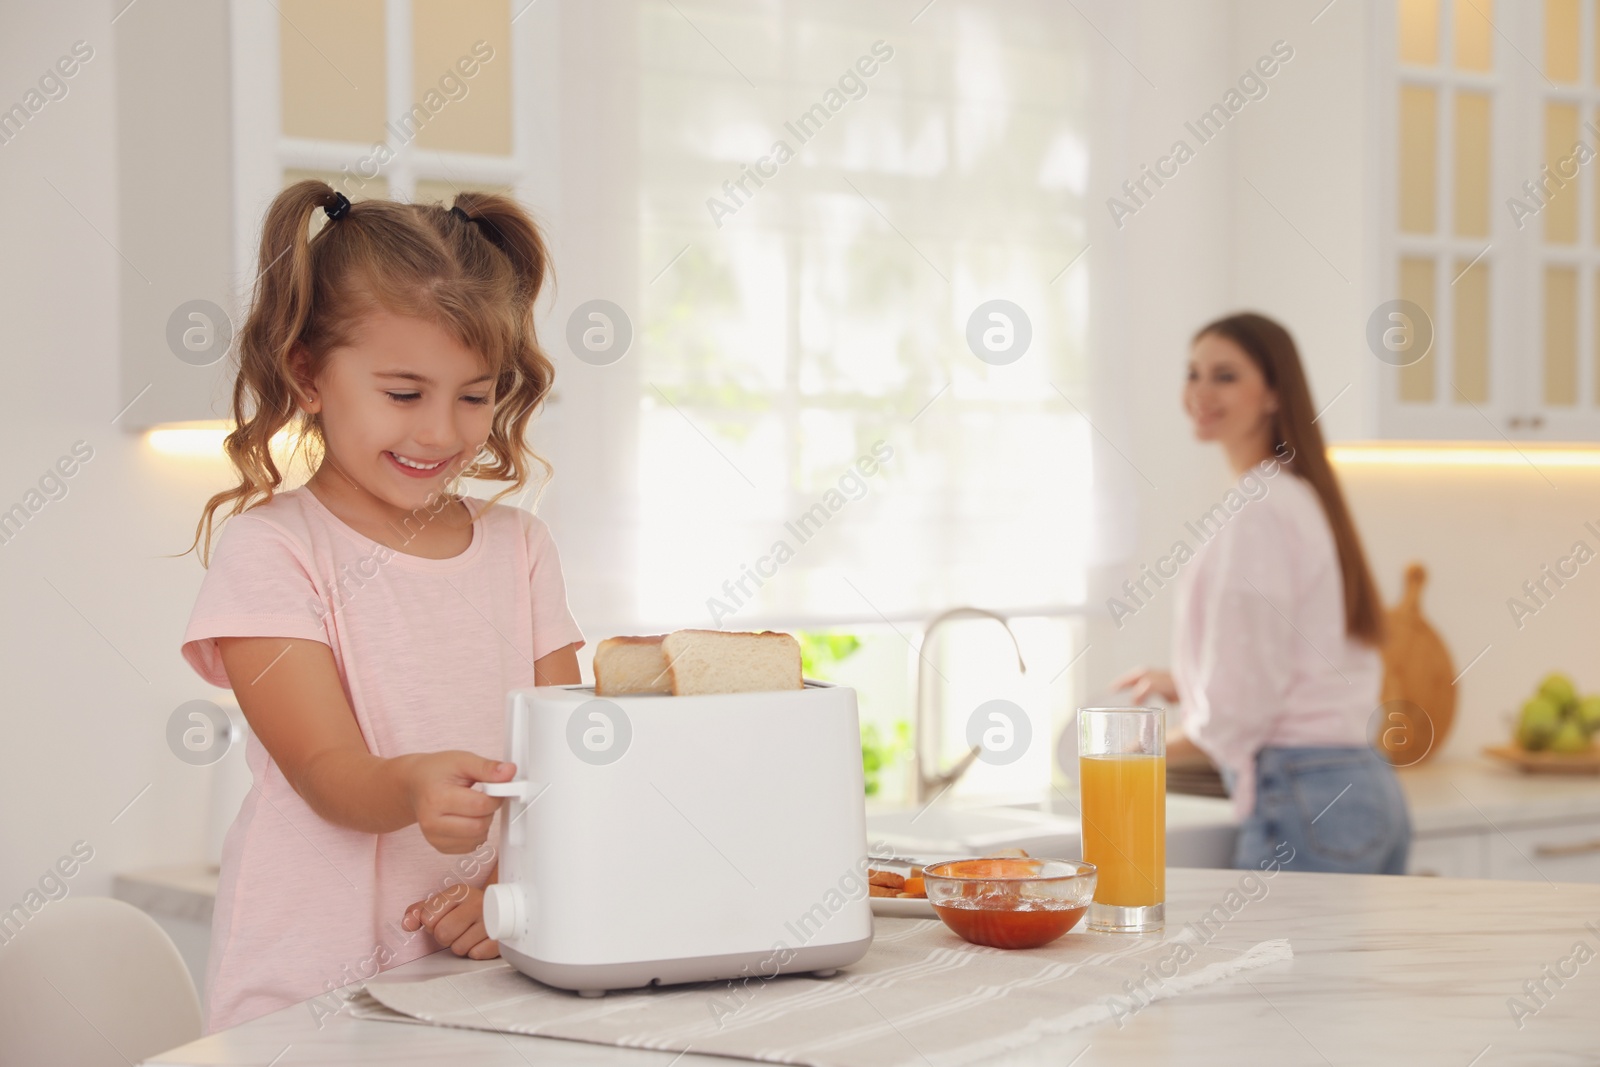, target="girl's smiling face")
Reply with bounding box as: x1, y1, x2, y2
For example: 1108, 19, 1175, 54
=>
1183, 331, 1277, 446
295, 308, 497, 514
